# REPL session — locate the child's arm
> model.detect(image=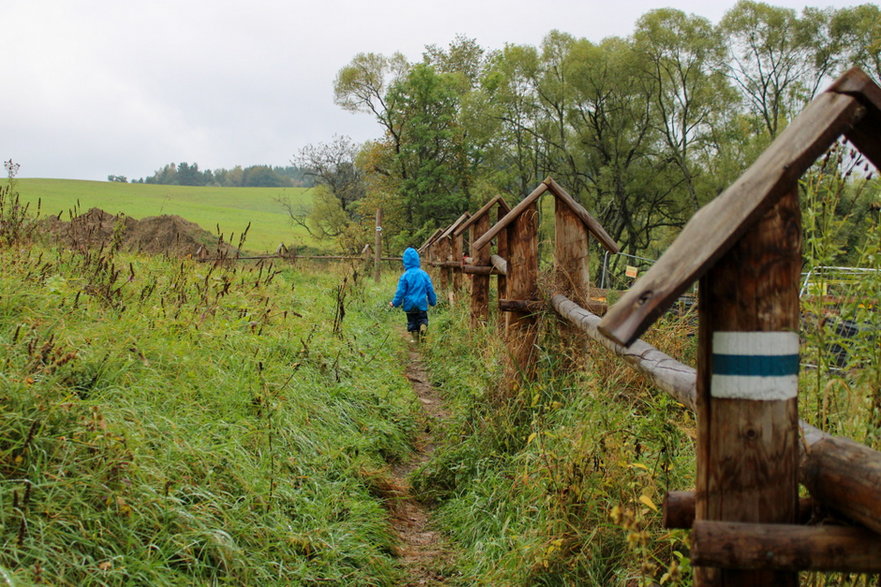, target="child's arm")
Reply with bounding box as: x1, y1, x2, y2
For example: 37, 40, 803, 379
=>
391, 274, 408, 308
